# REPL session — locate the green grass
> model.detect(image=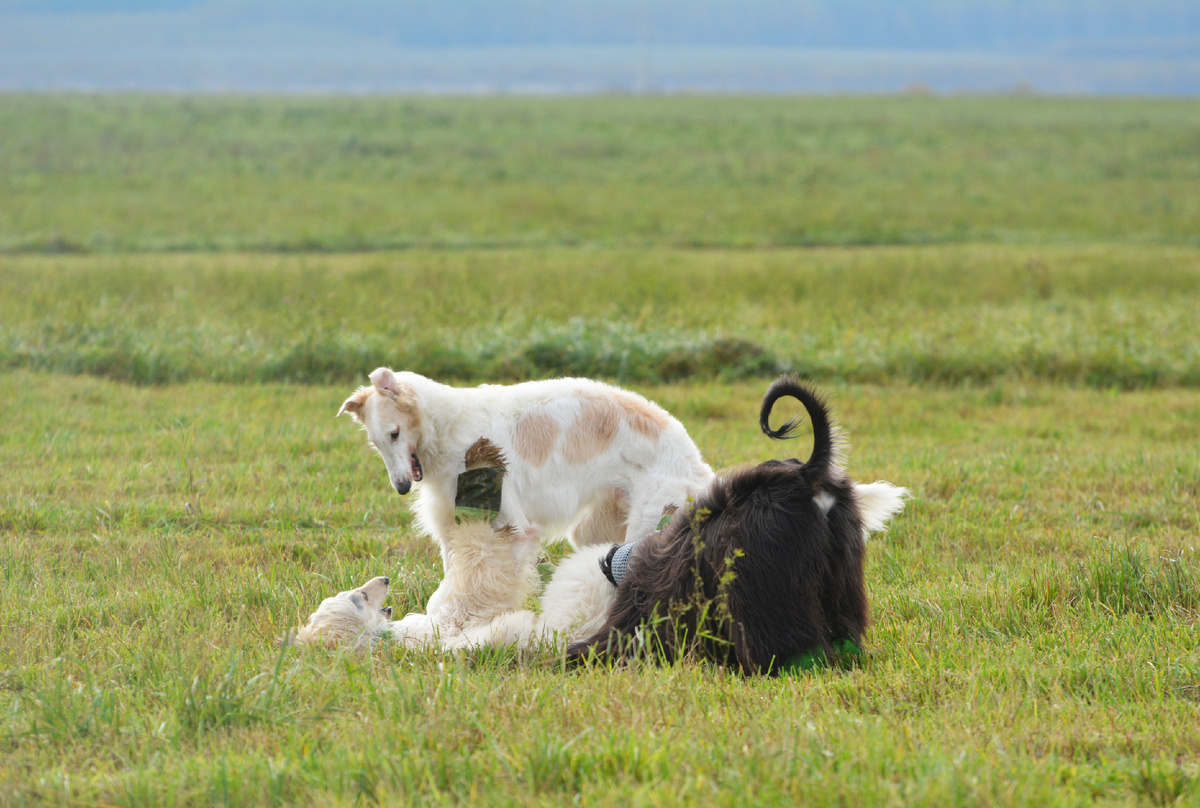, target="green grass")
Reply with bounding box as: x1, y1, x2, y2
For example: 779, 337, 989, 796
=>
2, 372, 1199, 806
2, 94, 1200, 806
3, 244, 1200, 388
1, 94, 1198, 252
